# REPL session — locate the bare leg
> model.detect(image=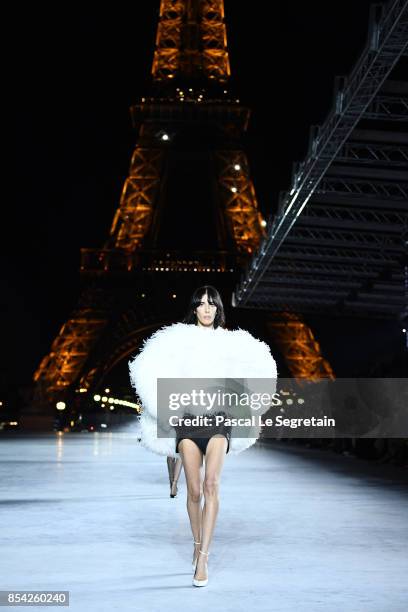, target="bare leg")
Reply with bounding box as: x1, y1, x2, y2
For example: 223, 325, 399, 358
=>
173, 457, 182, 483
167, 456, 175, 485
178, 440, 203, 565
195, 434, 228, 581
167, 457, 176, 496
167, 457, 182, 496
170, 457, 183, 497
